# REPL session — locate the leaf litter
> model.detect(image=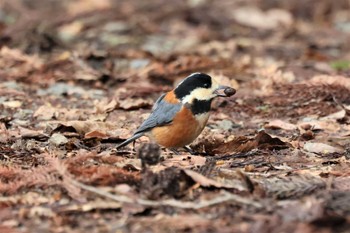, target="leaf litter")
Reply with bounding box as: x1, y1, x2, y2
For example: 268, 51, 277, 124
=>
0, 0, 350, 232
